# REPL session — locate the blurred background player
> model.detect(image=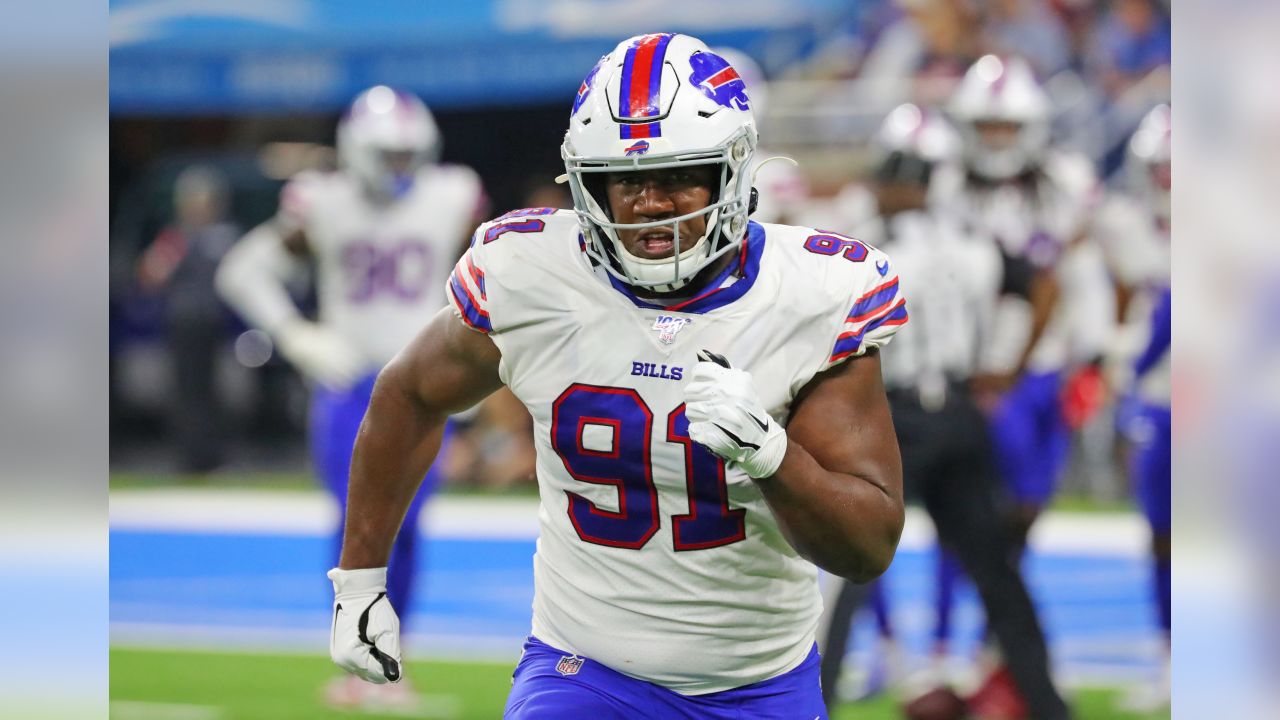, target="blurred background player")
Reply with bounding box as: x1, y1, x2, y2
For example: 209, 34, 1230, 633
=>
1095, 103, 1171, 711
134, 165, 239, 474
927, 55, 1115, 689
817, 104, 1069, 720
215, 85, 486, 710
